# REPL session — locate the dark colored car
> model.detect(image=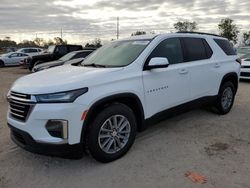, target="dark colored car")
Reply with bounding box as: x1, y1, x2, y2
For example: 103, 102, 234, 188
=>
33, 49, 95, 72
27, 45, 84, 70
